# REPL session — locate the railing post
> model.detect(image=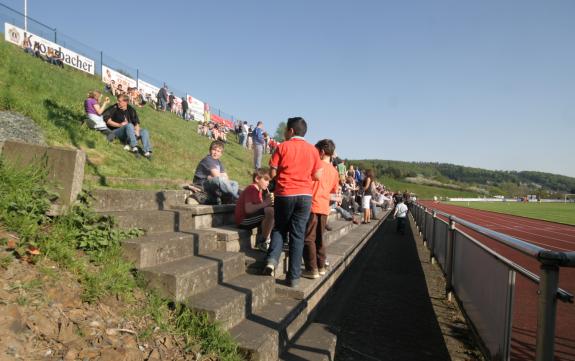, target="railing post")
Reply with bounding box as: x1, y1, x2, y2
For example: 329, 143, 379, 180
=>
535, 263, 560, 361
445, 218, 455, 301
430, 211, 437, 264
